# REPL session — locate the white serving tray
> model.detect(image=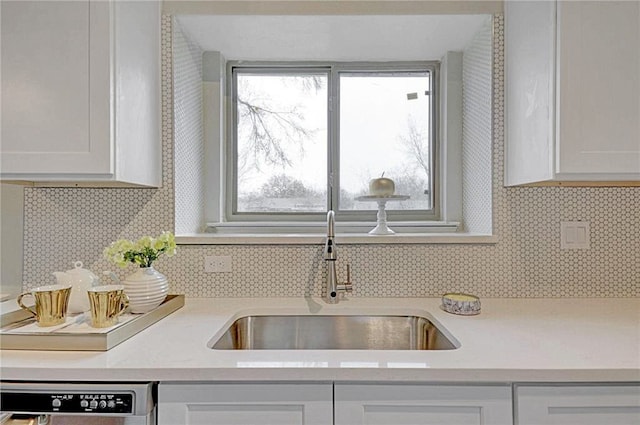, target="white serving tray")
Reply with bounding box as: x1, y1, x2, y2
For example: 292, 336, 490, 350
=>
0, 294, 184, 351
